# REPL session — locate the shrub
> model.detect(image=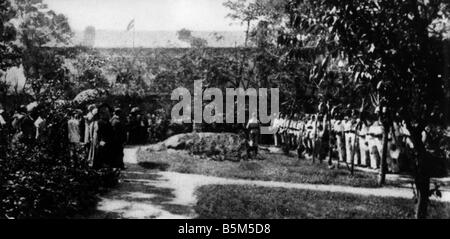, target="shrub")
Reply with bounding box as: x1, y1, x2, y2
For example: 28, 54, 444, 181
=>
0, 102, 119, 219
